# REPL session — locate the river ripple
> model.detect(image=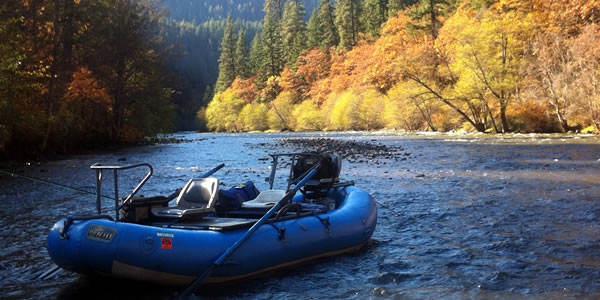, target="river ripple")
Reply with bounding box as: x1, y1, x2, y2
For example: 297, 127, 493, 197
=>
1, 132, 600, 299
